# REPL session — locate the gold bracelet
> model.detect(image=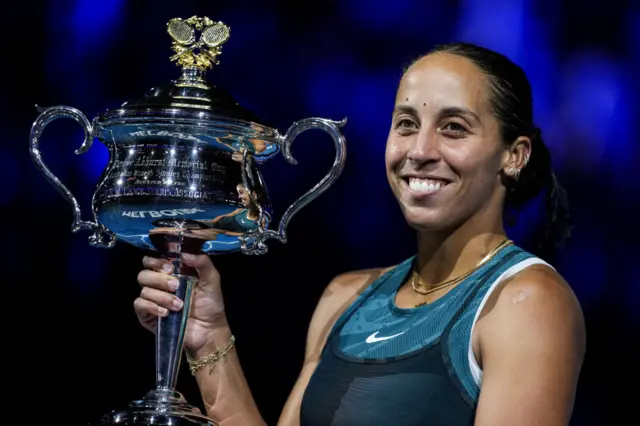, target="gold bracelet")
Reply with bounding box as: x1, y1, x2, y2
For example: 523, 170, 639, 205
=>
186, 335, 236, 376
